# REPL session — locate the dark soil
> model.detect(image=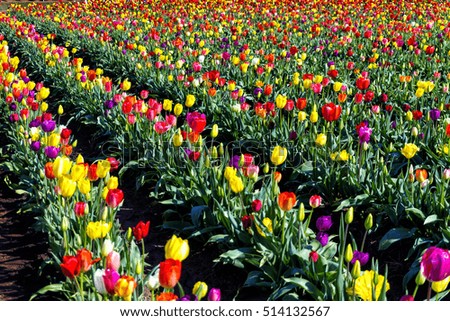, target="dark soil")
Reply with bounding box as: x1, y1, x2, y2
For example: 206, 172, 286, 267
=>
0, 171, 51, 301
